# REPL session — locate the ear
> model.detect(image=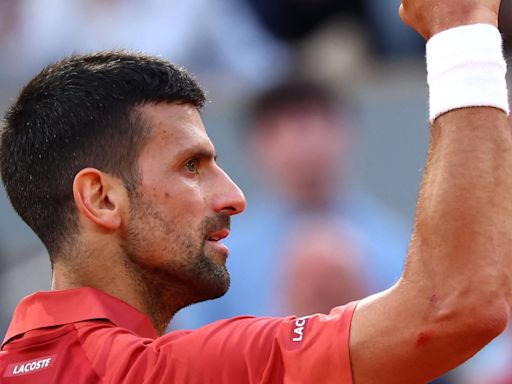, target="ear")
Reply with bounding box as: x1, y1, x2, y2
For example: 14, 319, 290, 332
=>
72, 168, 126, 230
